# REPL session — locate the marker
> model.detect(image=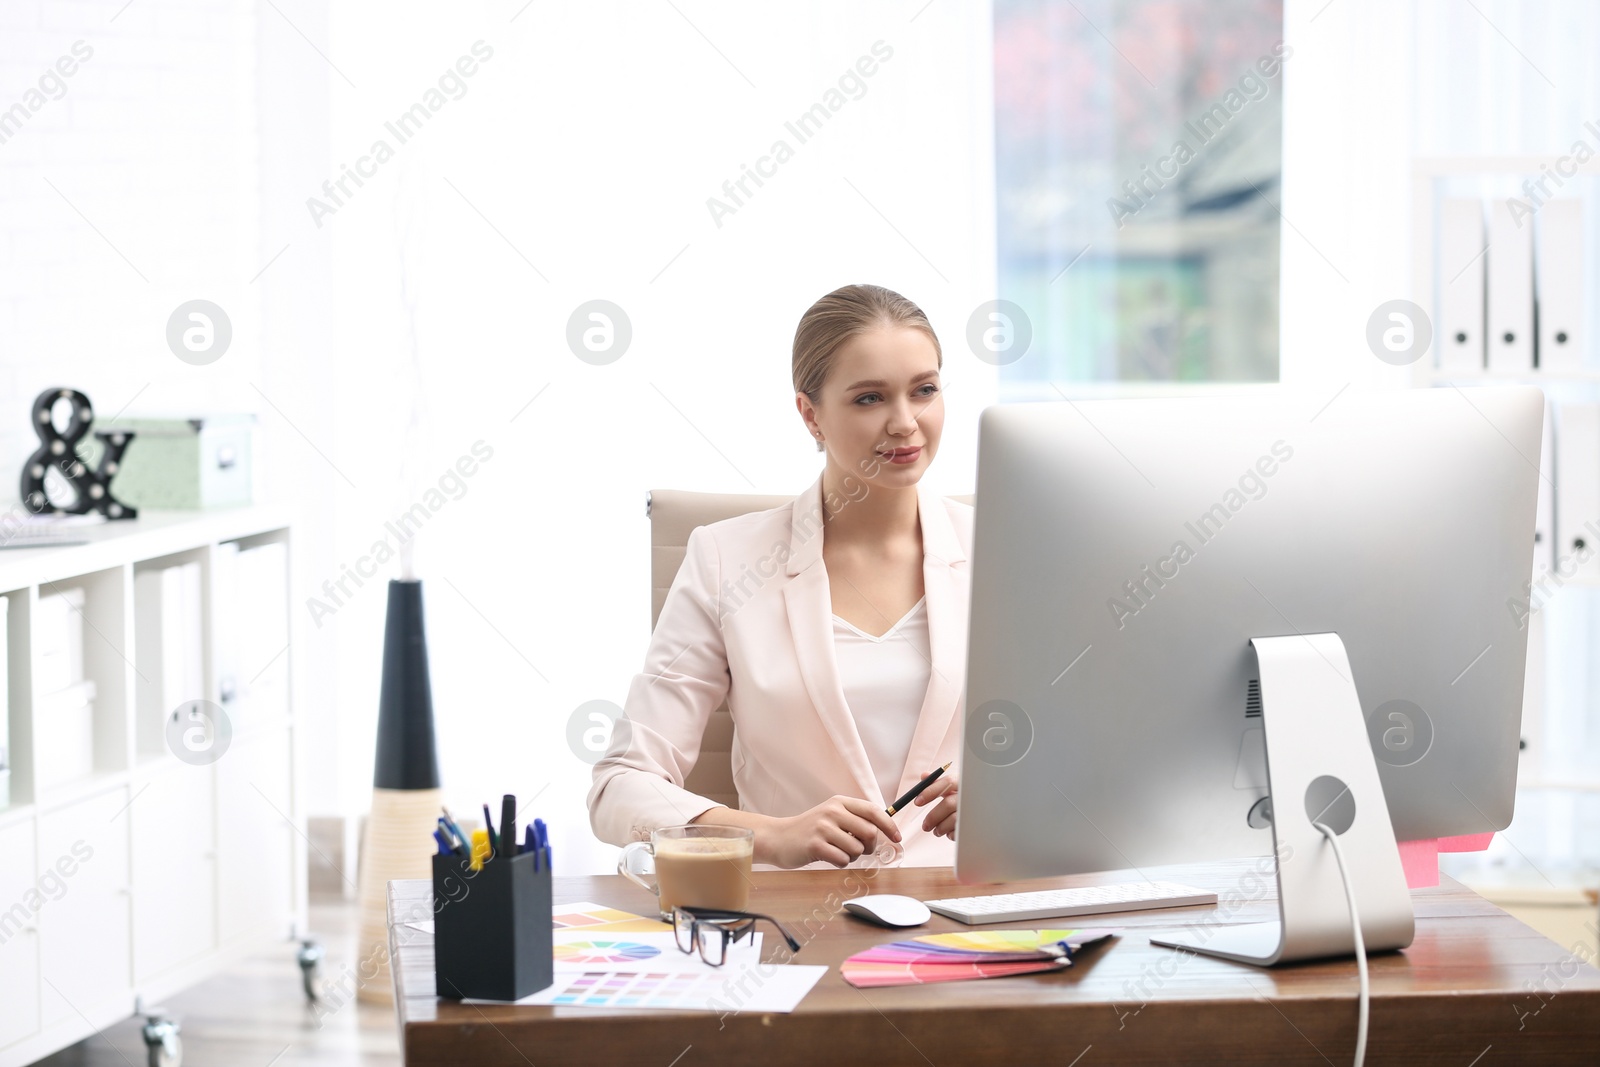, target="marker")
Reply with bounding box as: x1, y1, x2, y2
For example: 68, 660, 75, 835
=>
886, 762, 952, 816
499, 794, 517, 860
432, 829, 453, 856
